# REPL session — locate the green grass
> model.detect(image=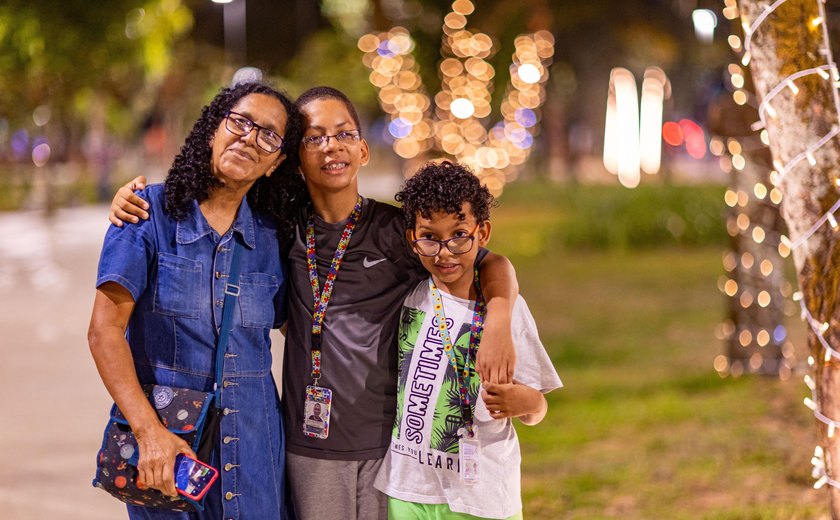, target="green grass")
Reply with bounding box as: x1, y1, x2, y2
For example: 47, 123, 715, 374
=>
489, 184, 823, 519
496, 181, 727, 251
